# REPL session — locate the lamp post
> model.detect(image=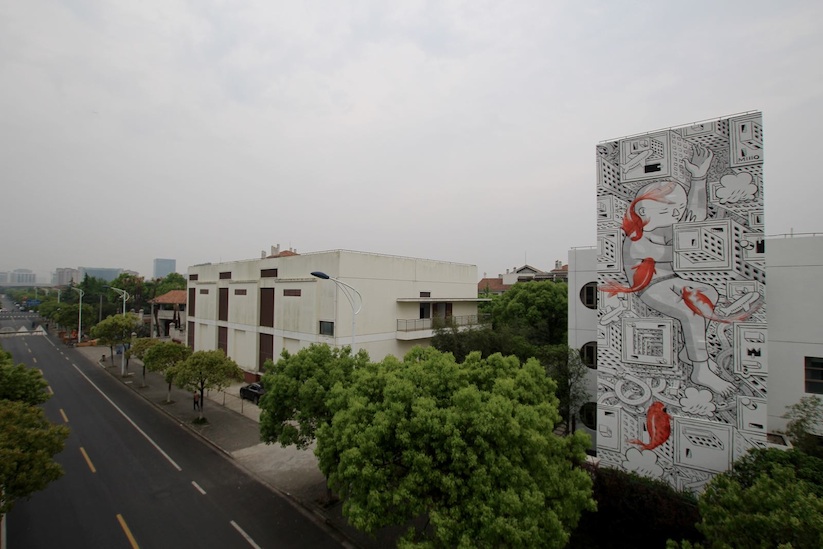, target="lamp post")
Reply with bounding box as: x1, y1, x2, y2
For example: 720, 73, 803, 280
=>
71, 287, 84, 344
311, 271, 363, 350
106, 286, 131, 376
107, 286, 130, 316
